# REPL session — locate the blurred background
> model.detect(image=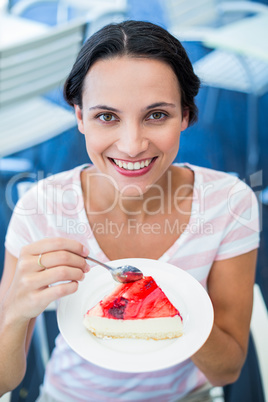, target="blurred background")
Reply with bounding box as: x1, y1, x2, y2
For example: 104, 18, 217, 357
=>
0, 0, 268, 401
